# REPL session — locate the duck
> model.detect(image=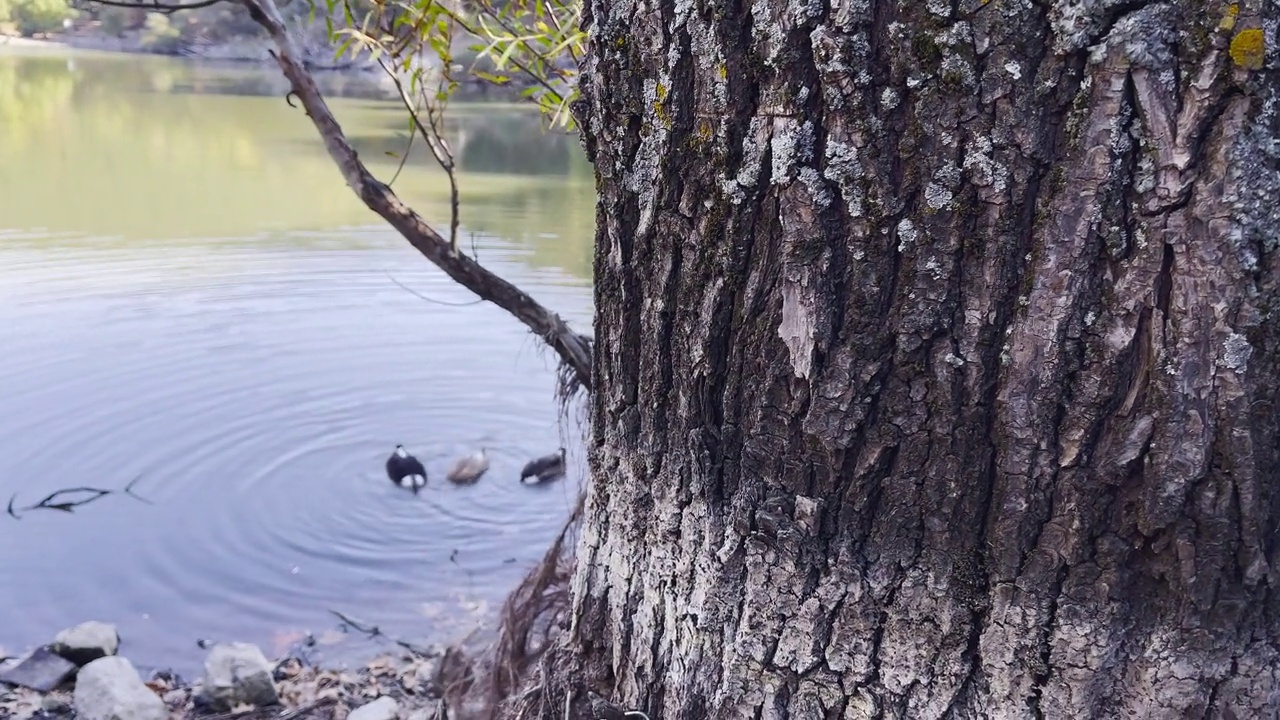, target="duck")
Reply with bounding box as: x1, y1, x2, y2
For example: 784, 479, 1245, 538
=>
446, 447, 490, 484
519, 447, 566, 483
386, 445, 427, 493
